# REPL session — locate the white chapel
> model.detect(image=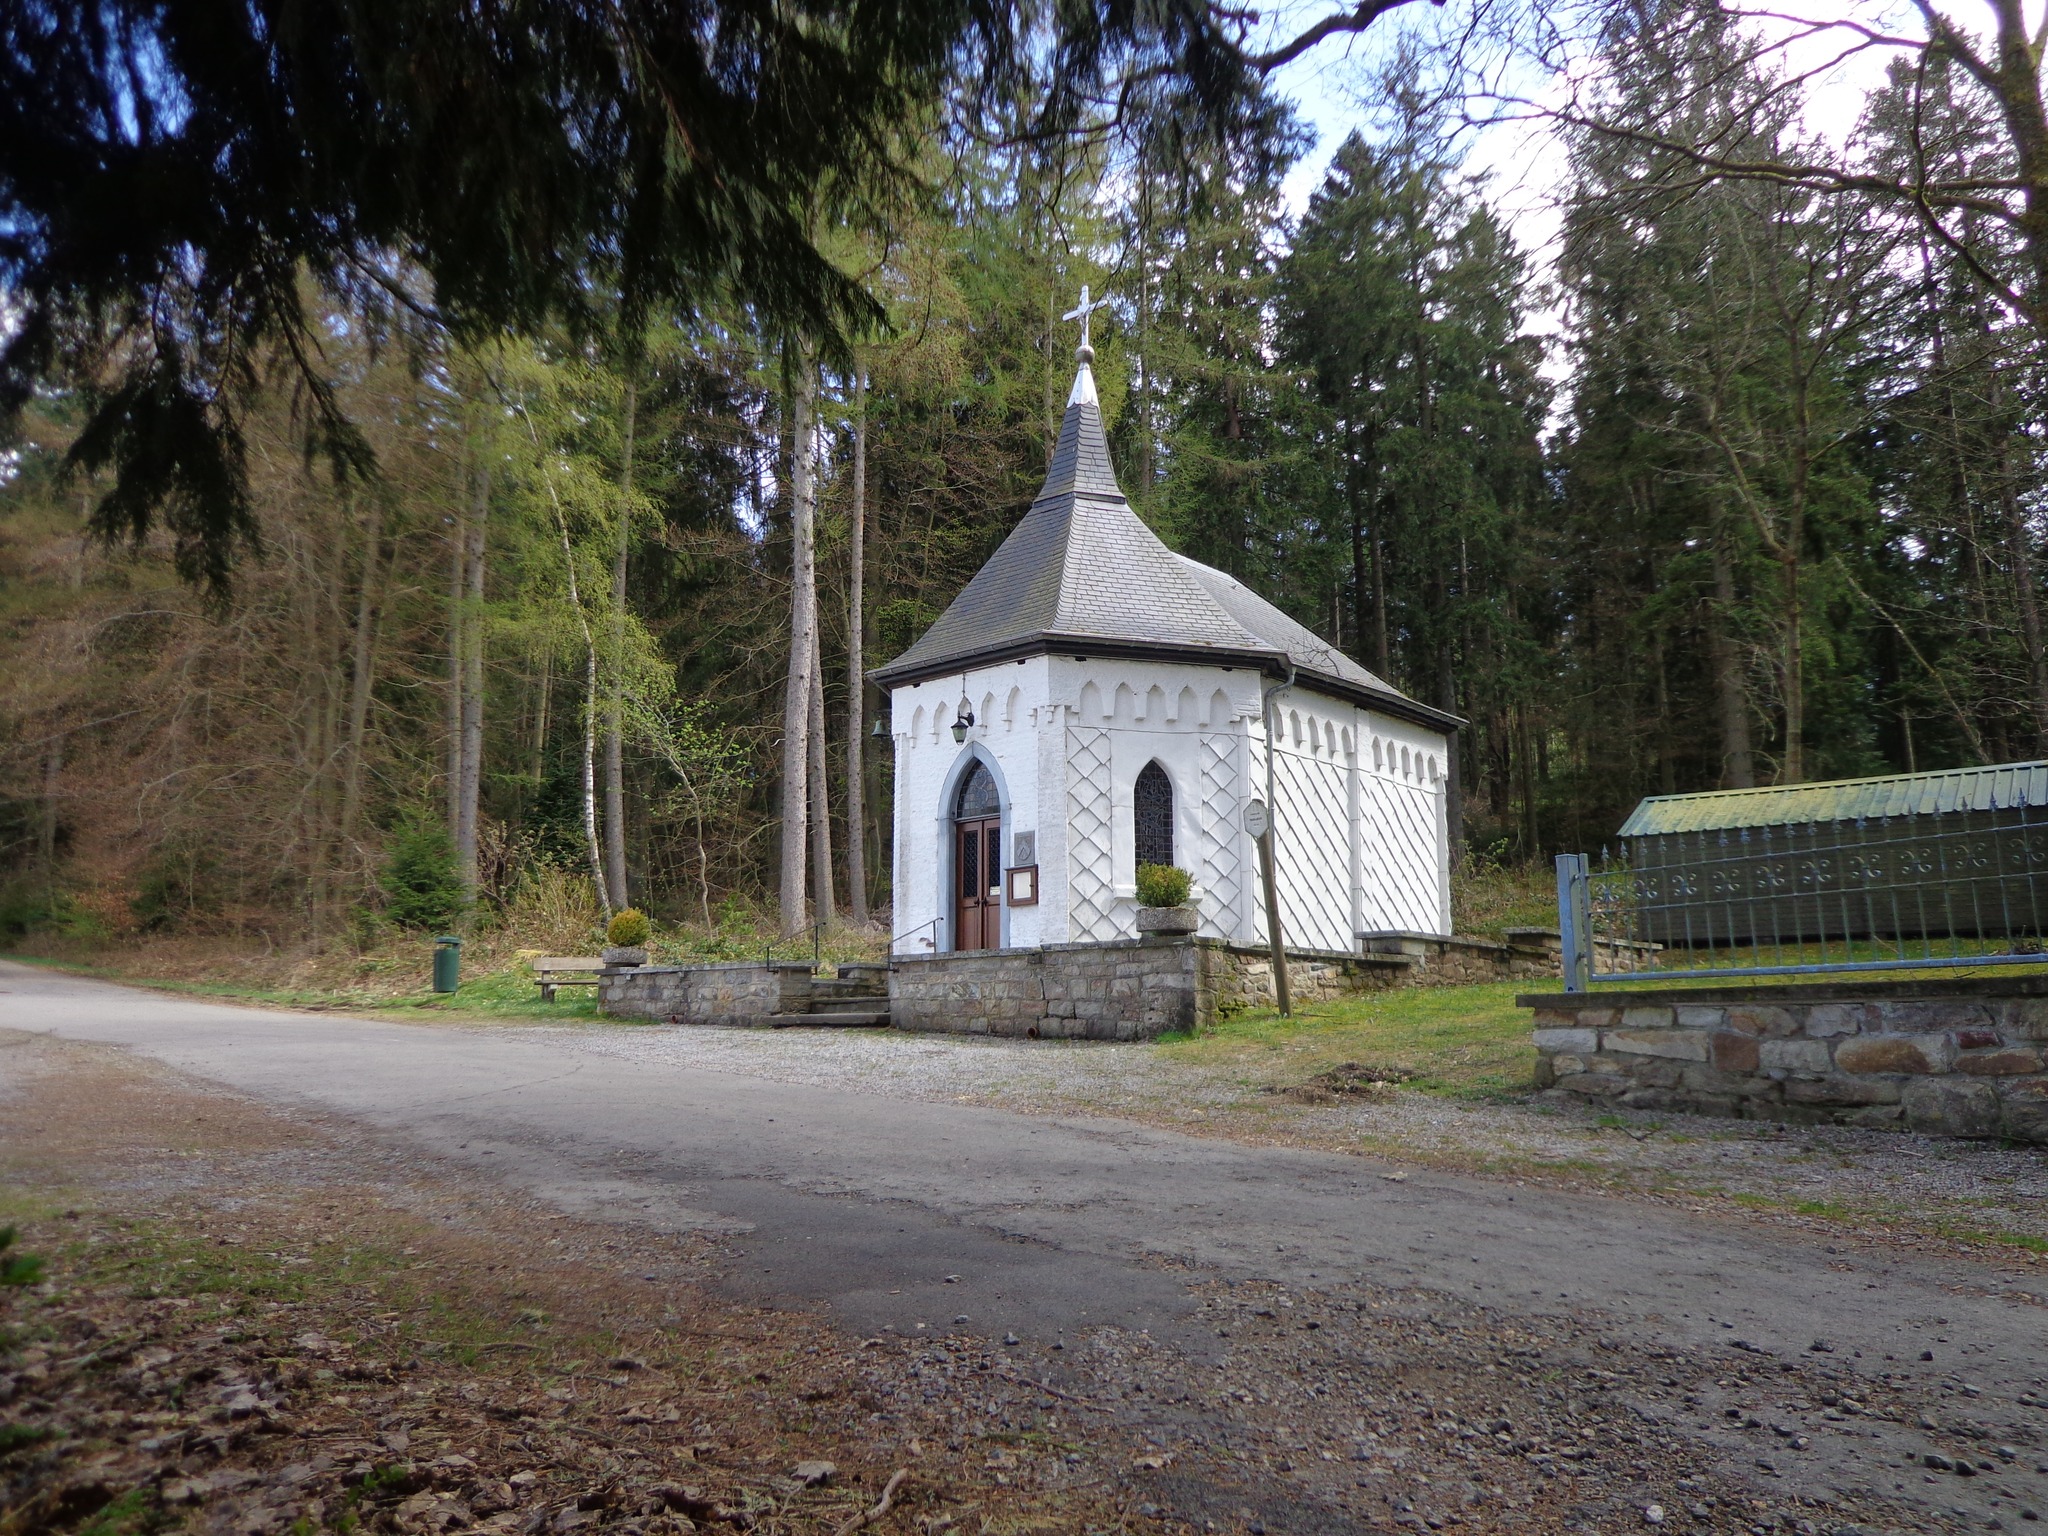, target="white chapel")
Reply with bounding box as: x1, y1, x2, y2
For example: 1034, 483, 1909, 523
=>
872, 305, 1459, 958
